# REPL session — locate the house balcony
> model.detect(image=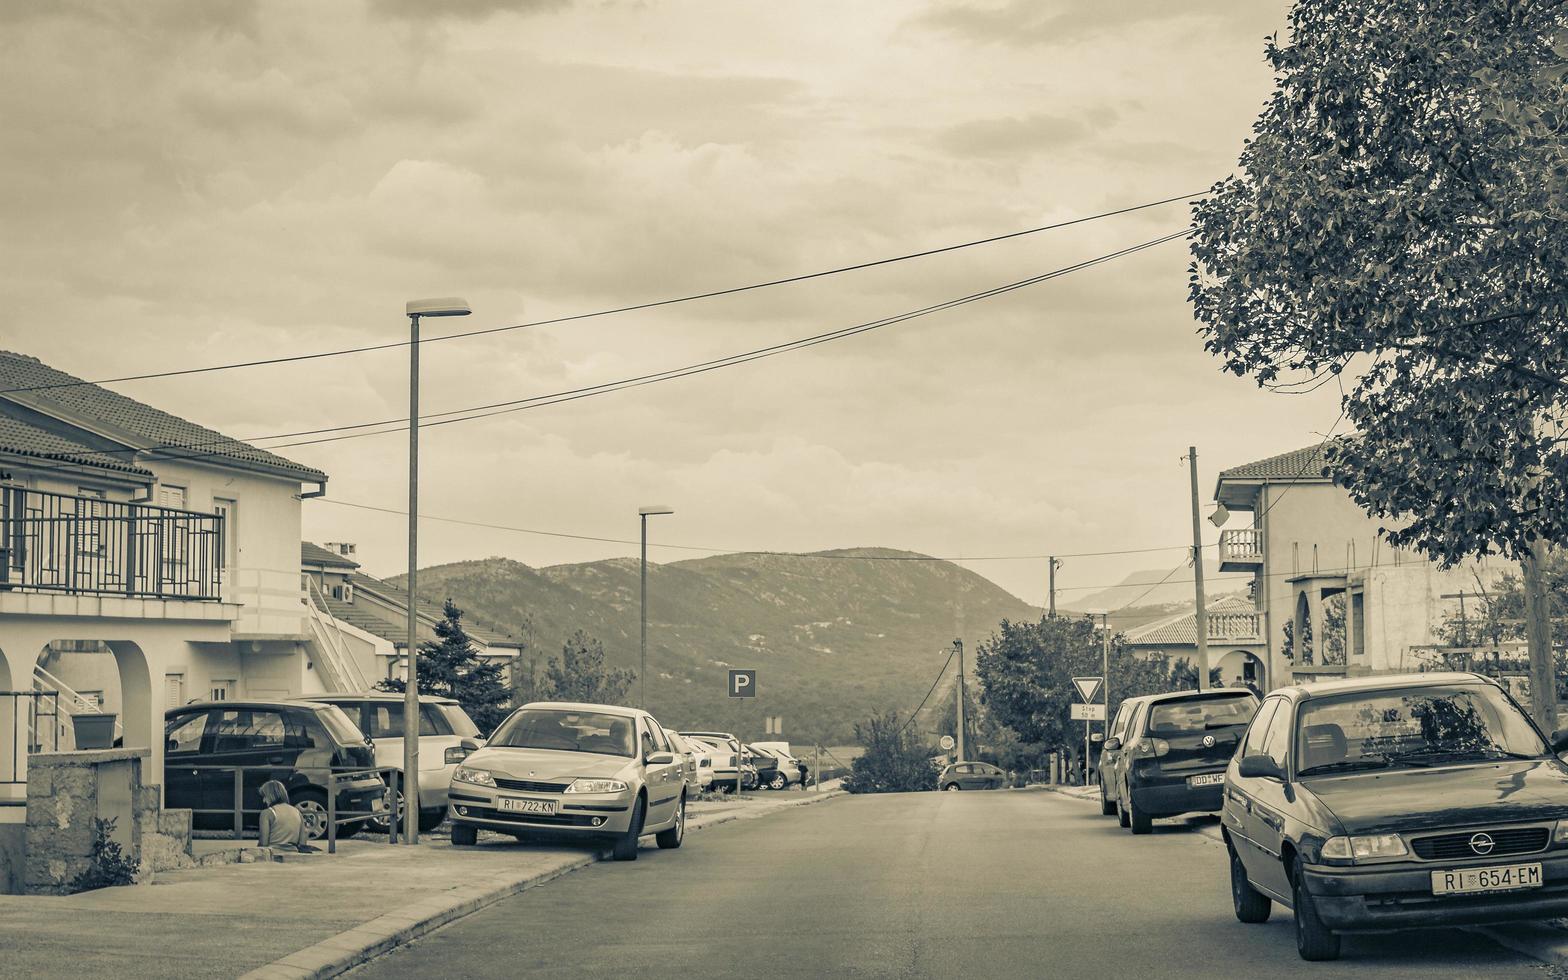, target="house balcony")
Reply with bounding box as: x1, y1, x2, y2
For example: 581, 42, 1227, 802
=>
1207, 609, 1263, 642
0, 487, 225, 602
1218, 528, 1264, 573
